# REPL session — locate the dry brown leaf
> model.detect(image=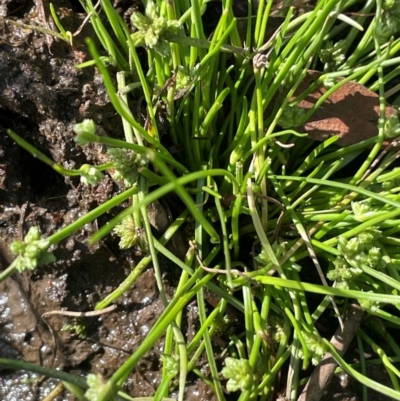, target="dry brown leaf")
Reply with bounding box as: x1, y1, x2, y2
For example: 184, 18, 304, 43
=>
295, 71, 397, 147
